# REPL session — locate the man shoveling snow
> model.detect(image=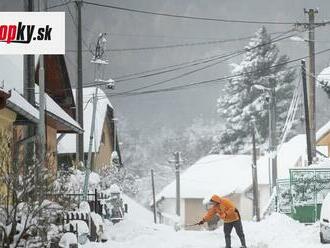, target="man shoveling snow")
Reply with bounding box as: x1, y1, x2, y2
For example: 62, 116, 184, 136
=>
198, 195, 247, 248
